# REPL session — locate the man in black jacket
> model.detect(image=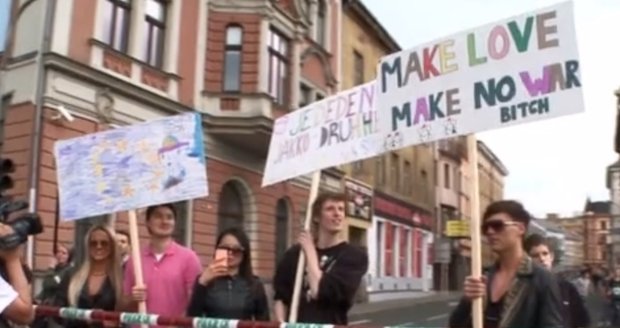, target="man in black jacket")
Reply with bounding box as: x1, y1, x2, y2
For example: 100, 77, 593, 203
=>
525, 233, 590, 328
449, 200, 565, 328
